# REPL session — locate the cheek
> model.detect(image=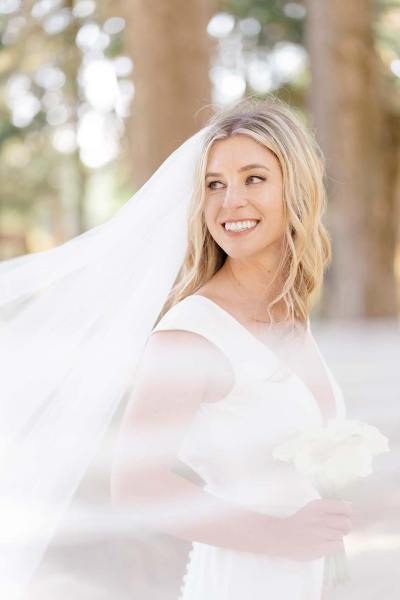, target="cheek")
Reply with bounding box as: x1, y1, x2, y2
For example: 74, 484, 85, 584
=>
259, 188, 284, 218
204, 200, 218, 229
203, 204, 211, 230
